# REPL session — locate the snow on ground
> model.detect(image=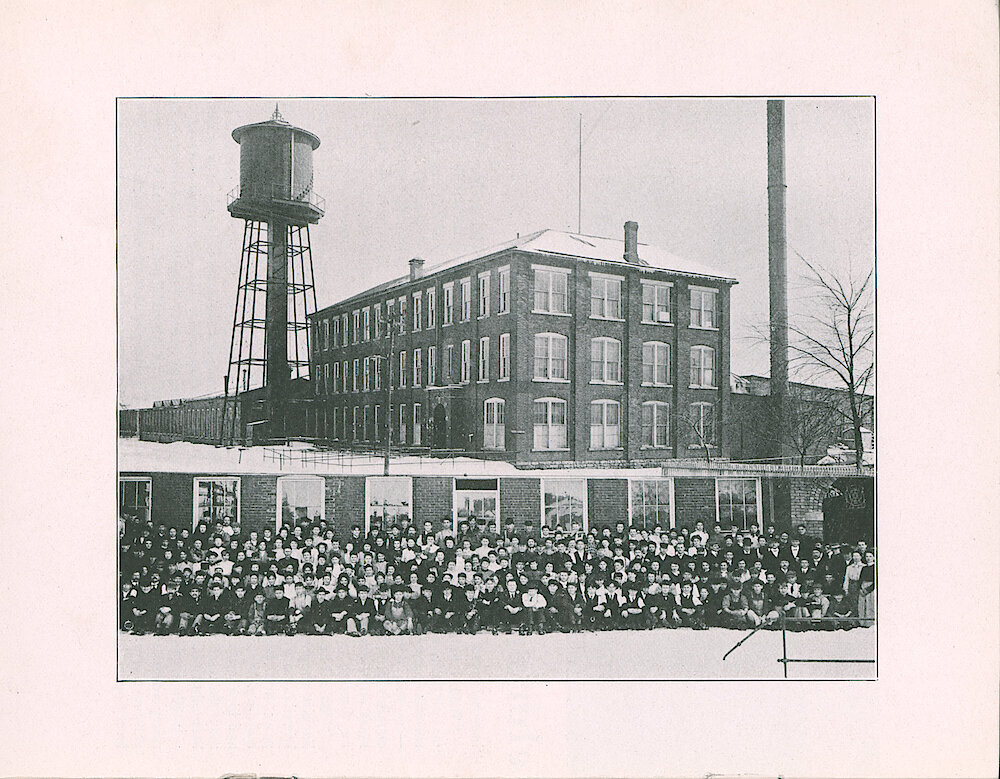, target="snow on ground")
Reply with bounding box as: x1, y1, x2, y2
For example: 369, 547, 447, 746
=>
118, 626, 876, 681
117, 438, 668, 477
